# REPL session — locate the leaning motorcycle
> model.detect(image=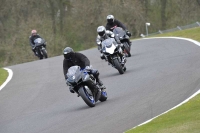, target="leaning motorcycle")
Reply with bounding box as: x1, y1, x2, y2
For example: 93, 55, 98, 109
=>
113, 27, 131, 57
33, 38, 48, 59
102, 38, 126, 74
66, 66, 107, 107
